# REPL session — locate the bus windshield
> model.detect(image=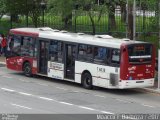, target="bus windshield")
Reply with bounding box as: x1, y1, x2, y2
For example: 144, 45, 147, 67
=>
127, 44, 152, 64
